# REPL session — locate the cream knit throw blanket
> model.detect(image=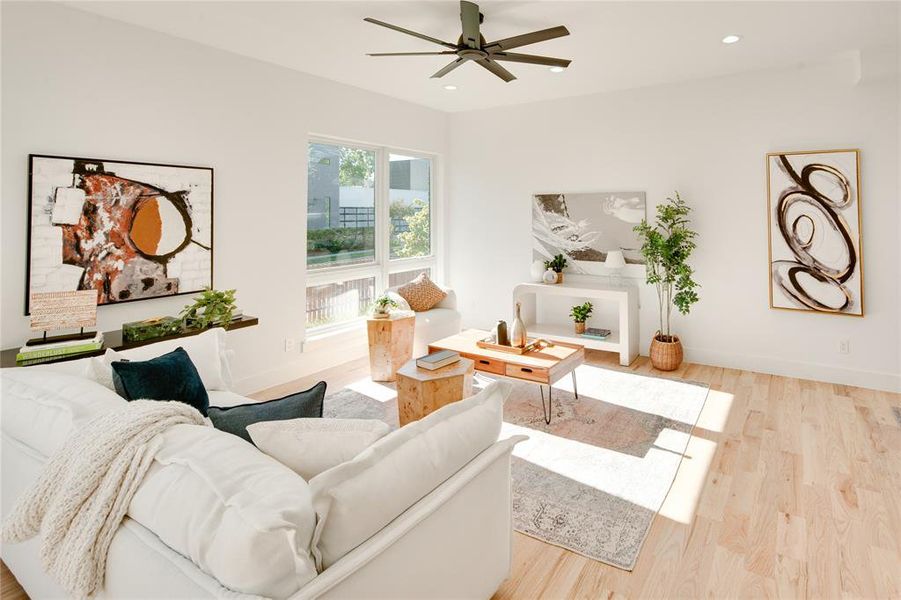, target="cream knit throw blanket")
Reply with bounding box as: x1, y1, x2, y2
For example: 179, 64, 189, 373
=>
2, 400, 205, 598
